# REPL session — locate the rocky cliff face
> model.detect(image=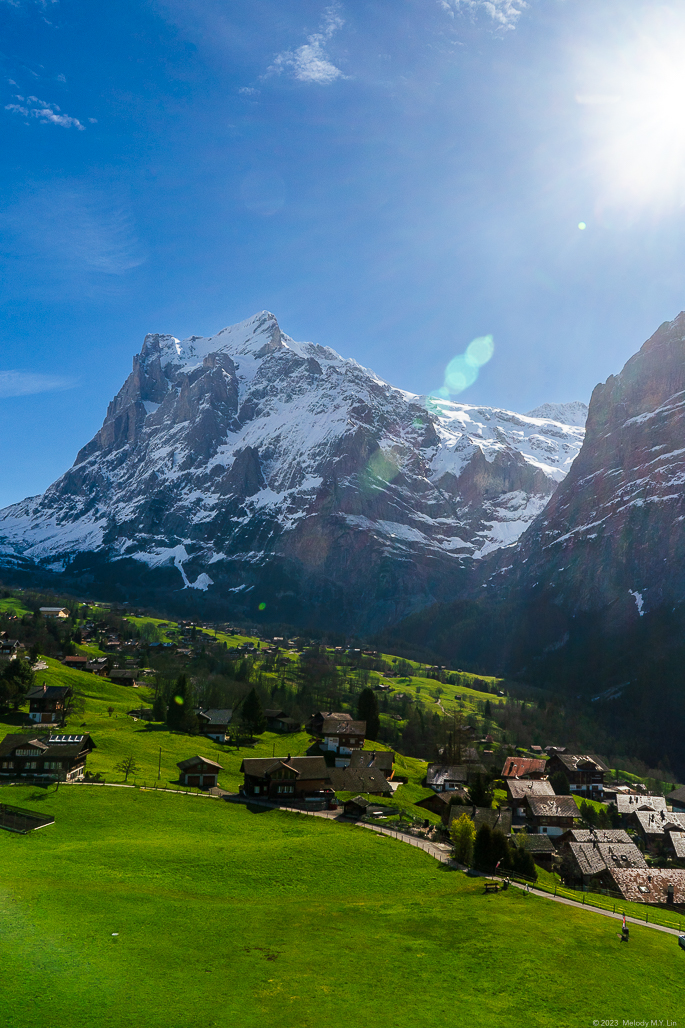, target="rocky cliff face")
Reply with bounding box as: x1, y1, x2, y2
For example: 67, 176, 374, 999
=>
0, 311, 584, 628
486, 311, 685, 636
